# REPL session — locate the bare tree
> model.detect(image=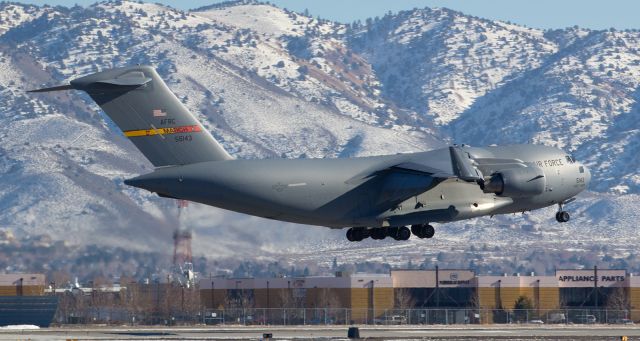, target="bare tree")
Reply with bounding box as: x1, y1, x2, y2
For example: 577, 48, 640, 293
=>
559, 293, 569, 309
49, 270, 71, 289
278, 288, 293, 308
469, 290, 480, 309
607, 287, 629, 312
120, 279, 149, 324
468, 290, 482, 324
394, 288, 415, 309
239, 289, 255, 309
317, 288, 341, 308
